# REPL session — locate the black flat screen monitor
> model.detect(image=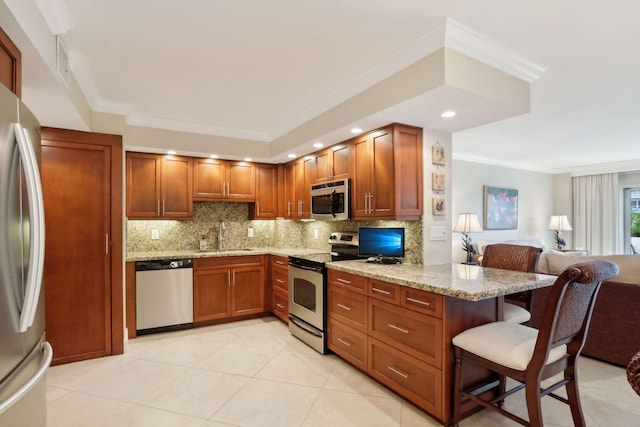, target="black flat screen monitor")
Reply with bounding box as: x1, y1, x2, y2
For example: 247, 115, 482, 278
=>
358, 227, 405, 258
